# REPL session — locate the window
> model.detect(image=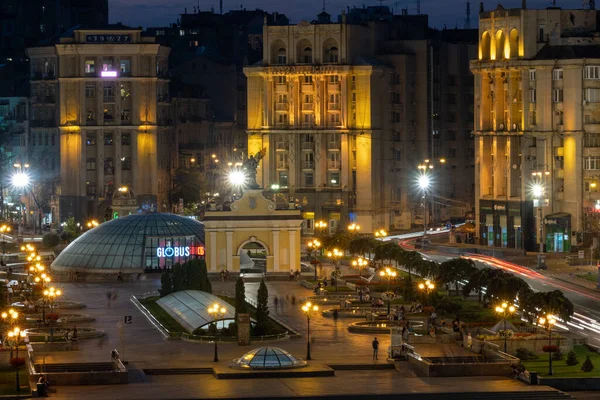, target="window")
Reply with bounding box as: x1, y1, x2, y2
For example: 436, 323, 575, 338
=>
303, 47, 312, 63
155, 30, 165, 35
86, 109, 96, 123
104, 157, 114, 175
277, 48, 286, 64
447, 130, 457, 141
277, 114, 288, 125
328, 47, 338, 63
304, 172, 314, 187
277, 94, 287, 104
447, 75, 457, 86
393, 187, 402, 202
529, 69, 536, 81
391, 92, 401, 104
329, 75, 339, 83
121, 108, 130, 122
391, 73, 400, 84
303, 75, 313, 84
529, 89, 536, 103
51, 133, 55, 146
86, 183, 96, 196
393, 149, 401, 161
584, 66, 600, 80
584, 133, 600, 147
552, 89, 563, 103
449, 148, 457, 158
276, 76, 287, 84
86, 134, 96, 146
329, 94, 340, 104
303, 114, 314, 124
330, 113, 340, 124
553, 69, 563, 80
585, 156, 600, 170
530, 110, 537, 125
303, 213, 314, 231
276, 153, 288, 169
328, 133, 340, 148
392, 131, 401, 142
86, 158, 96, 171
85, 60, 95, 74
104, 133, 113, 145
585, 88, 600, 103
467, 147, 475, 158
446, 93, 457, 104
103, 85, 115, 101
85, 85, 95, 98
120, 60, 131, 75
121, 133, 131, 145
328, 152, 340, 169
121, 156, 131, 170
391, 112, 401, 123
303, 152, 314, 169
120, 85, 130, 99
103, 107, 114, 121
329, 171, 340, 186
278, 171, 288, 188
